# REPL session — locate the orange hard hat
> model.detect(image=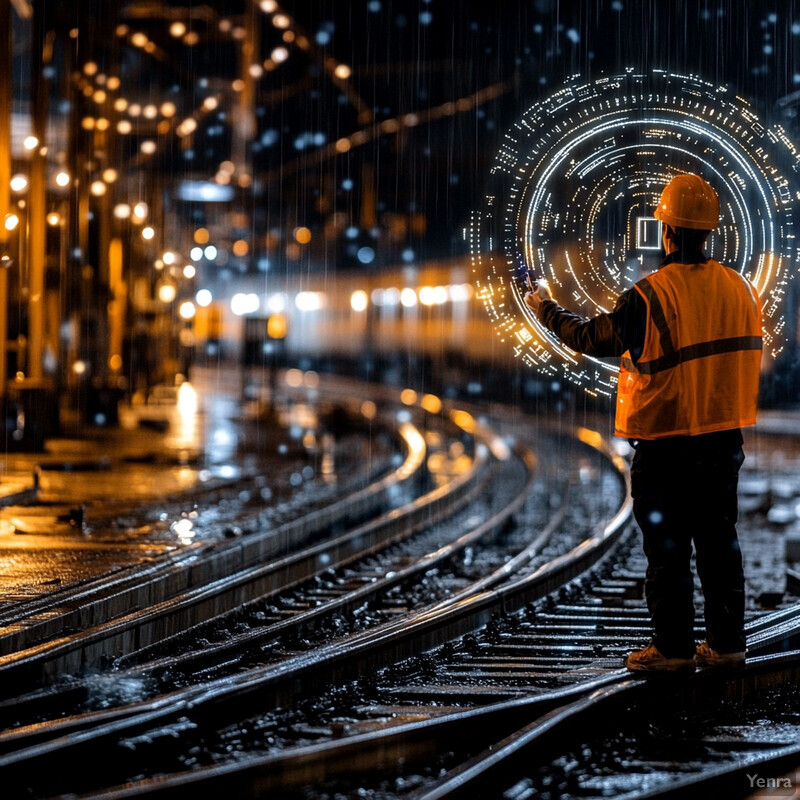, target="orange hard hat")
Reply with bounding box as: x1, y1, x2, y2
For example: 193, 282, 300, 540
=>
654, 173, 719, 230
